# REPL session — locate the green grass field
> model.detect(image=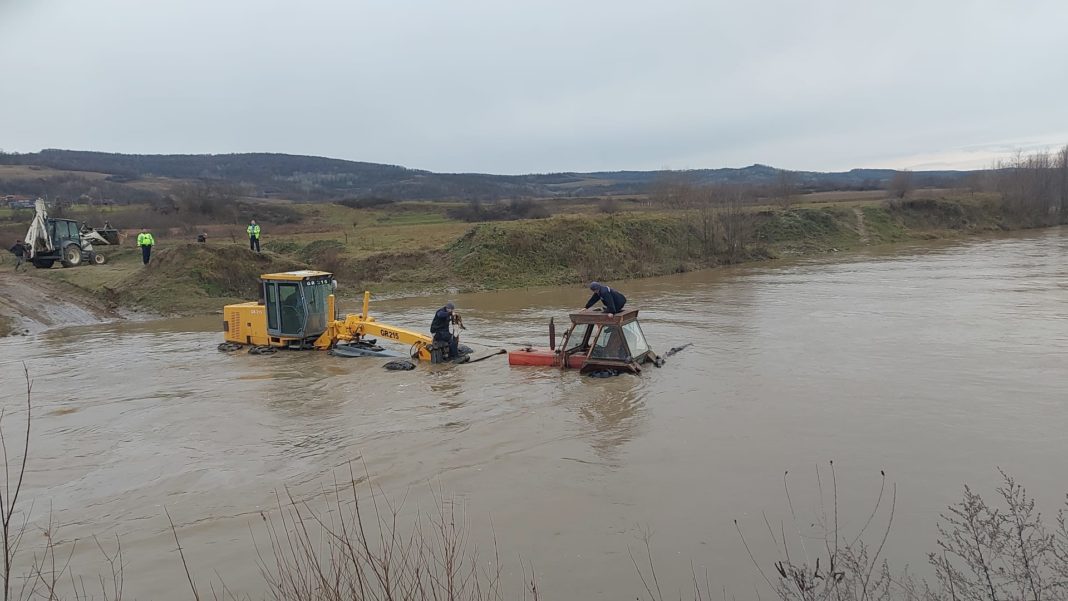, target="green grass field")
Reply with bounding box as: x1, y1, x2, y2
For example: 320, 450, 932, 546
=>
3, 187, 1022, 315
